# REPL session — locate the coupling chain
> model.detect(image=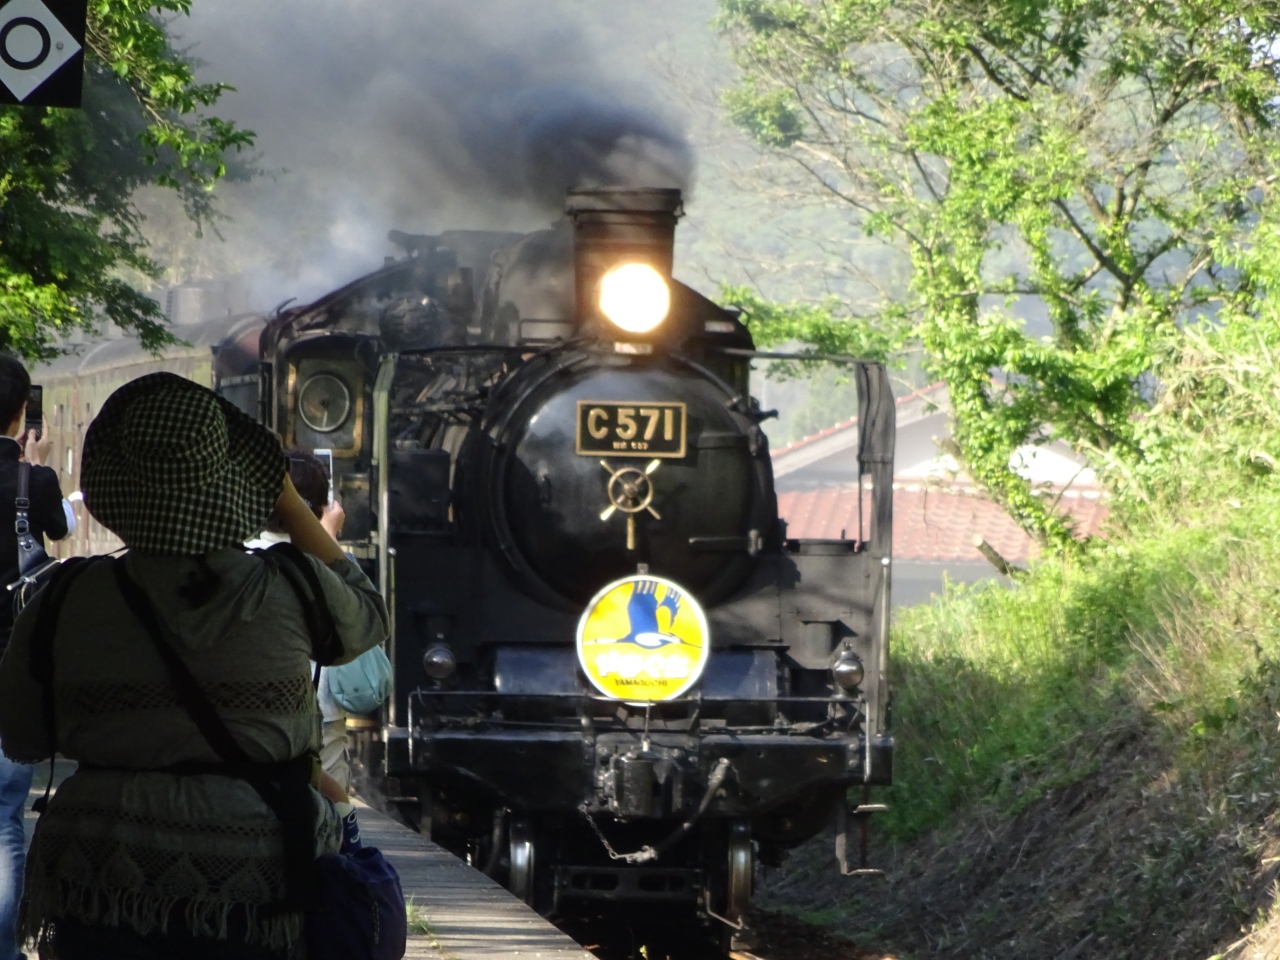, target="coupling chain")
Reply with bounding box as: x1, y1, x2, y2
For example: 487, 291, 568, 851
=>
577, 804, 658, 864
